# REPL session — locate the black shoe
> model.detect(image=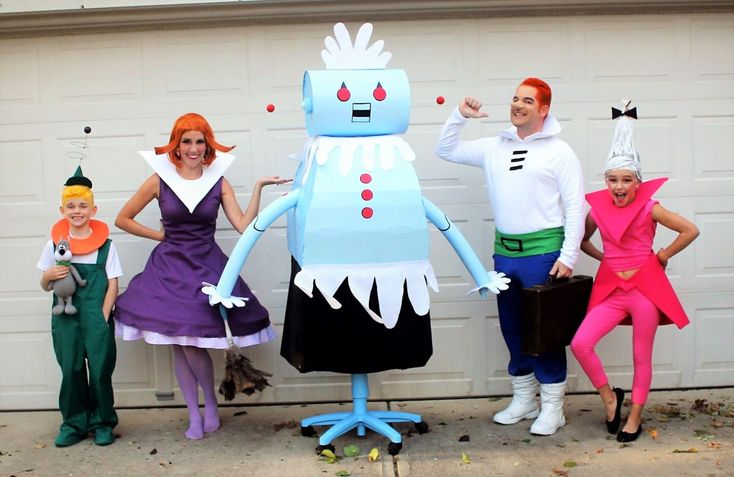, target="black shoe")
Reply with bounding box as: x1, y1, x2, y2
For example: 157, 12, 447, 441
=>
617, 424, 643, 442
606, 387, 624, 434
